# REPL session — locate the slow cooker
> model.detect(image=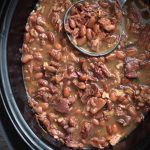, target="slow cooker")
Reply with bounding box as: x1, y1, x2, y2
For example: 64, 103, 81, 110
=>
0, 0, 150, 149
